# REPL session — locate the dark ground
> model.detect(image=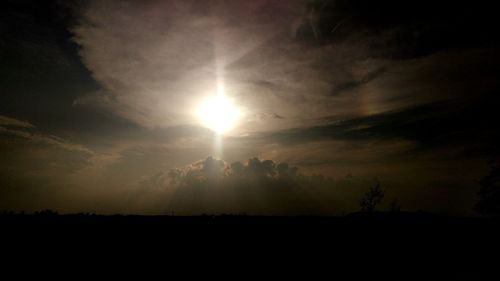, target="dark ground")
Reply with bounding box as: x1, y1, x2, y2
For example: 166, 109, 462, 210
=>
1, 211, 499, 280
